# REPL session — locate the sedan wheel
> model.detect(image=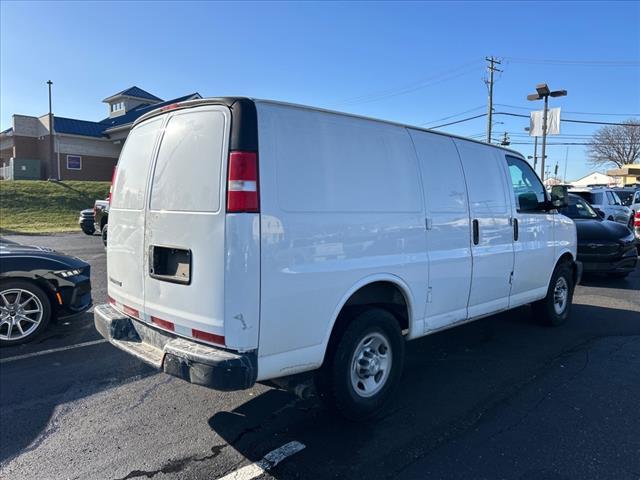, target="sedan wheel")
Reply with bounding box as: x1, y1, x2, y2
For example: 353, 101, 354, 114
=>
0, 282, 51, 345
